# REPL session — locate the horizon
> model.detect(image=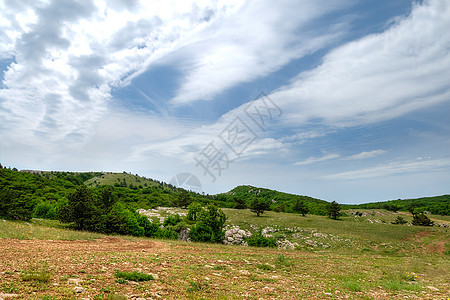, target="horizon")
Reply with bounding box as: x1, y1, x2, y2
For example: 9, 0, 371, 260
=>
1, 0, 449, 204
